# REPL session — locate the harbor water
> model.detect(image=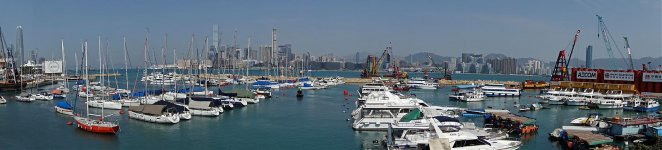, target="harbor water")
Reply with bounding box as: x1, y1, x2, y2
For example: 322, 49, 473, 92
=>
0, 70, 650, 149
